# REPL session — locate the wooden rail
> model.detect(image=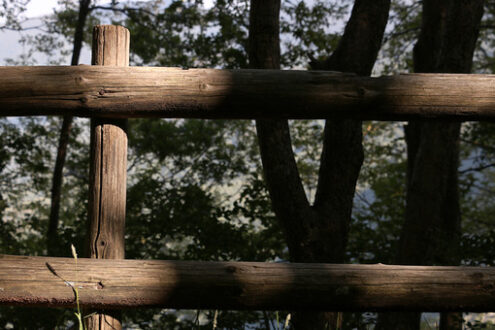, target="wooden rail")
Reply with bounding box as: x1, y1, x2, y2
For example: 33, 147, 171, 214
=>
1, 254, 495, 312
1, 66, 495, 120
